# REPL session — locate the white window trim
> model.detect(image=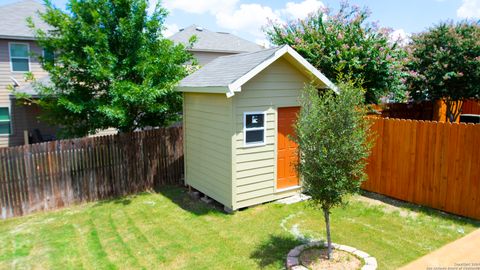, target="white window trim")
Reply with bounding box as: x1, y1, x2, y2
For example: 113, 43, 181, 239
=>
9, 42, 31, 73
0, 107, 12, 136
243, 111, 266, 147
